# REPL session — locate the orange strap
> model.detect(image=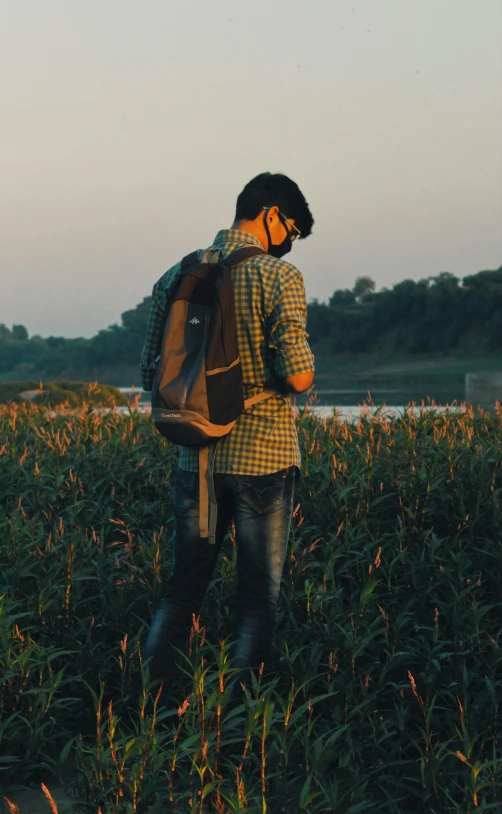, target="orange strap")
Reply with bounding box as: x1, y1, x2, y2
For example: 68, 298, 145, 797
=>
199, 445, 218, 544
243, 389, 278, 410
